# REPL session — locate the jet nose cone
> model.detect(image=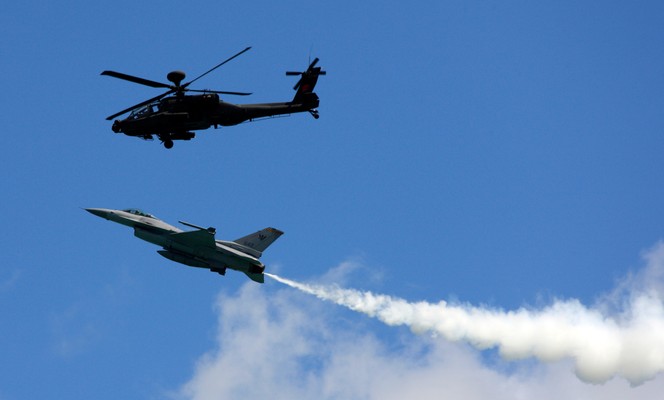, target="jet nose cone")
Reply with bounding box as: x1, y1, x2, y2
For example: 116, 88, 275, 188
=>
85, 208, 112, 219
